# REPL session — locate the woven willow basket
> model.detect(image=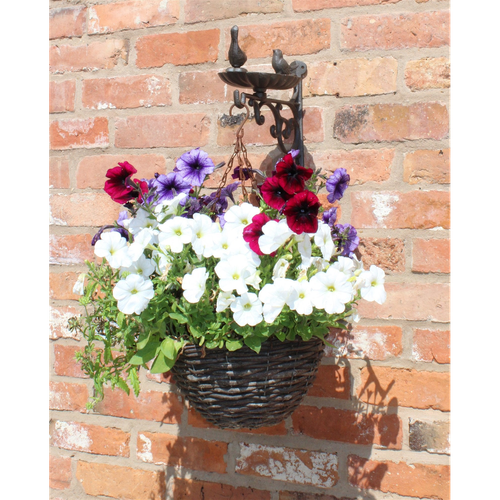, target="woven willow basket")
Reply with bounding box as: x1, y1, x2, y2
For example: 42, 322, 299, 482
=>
170, 336, 324, 429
